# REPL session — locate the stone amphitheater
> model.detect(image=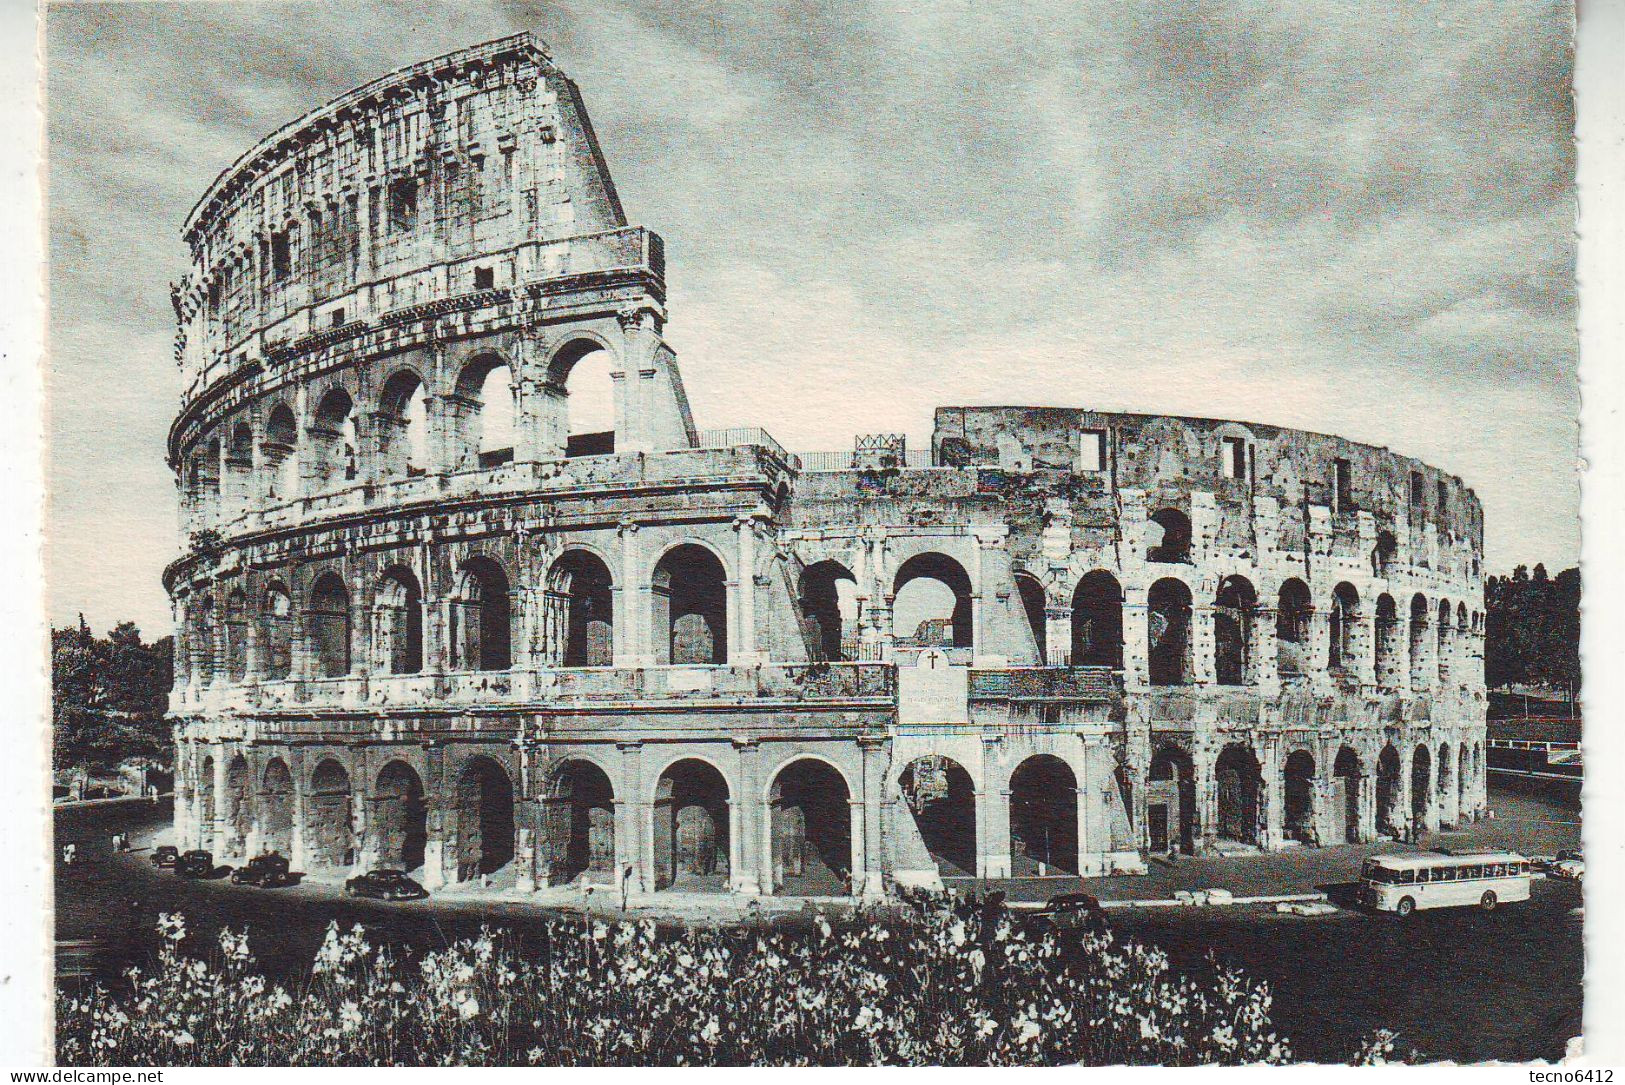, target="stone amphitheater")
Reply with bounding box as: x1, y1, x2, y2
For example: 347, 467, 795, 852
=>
166, 34, 1487, 899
